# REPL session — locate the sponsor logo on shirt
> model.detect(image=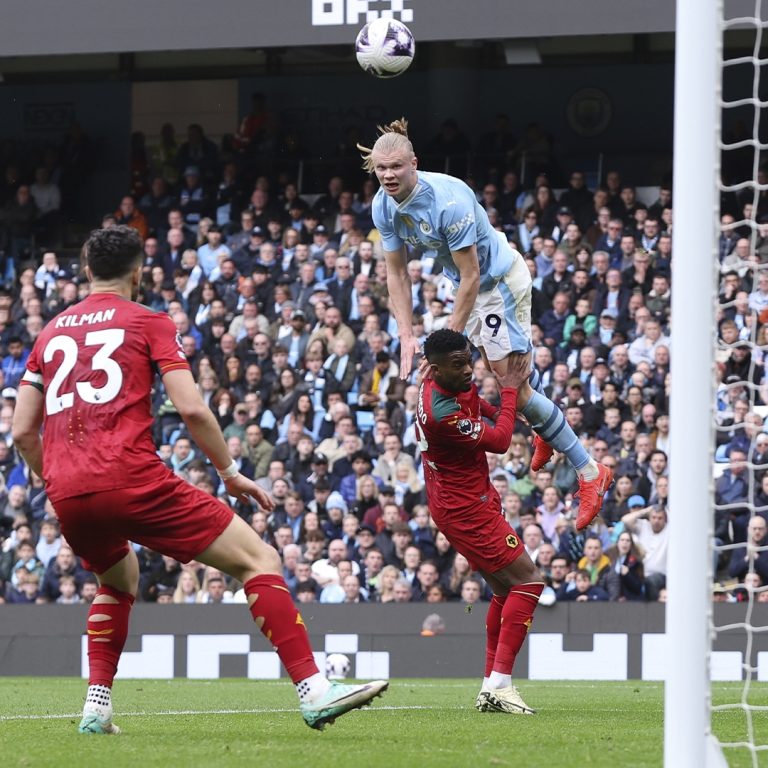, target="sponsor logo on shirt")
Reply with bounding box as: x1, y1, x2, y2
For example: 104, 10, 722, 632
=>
404, 234, 443, 250
445, 212, 475, 236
